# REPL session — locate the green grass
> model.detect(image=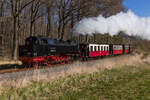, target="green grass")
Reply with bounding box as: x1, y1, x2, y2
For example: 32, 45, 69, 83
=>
1, 64, 150, 100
